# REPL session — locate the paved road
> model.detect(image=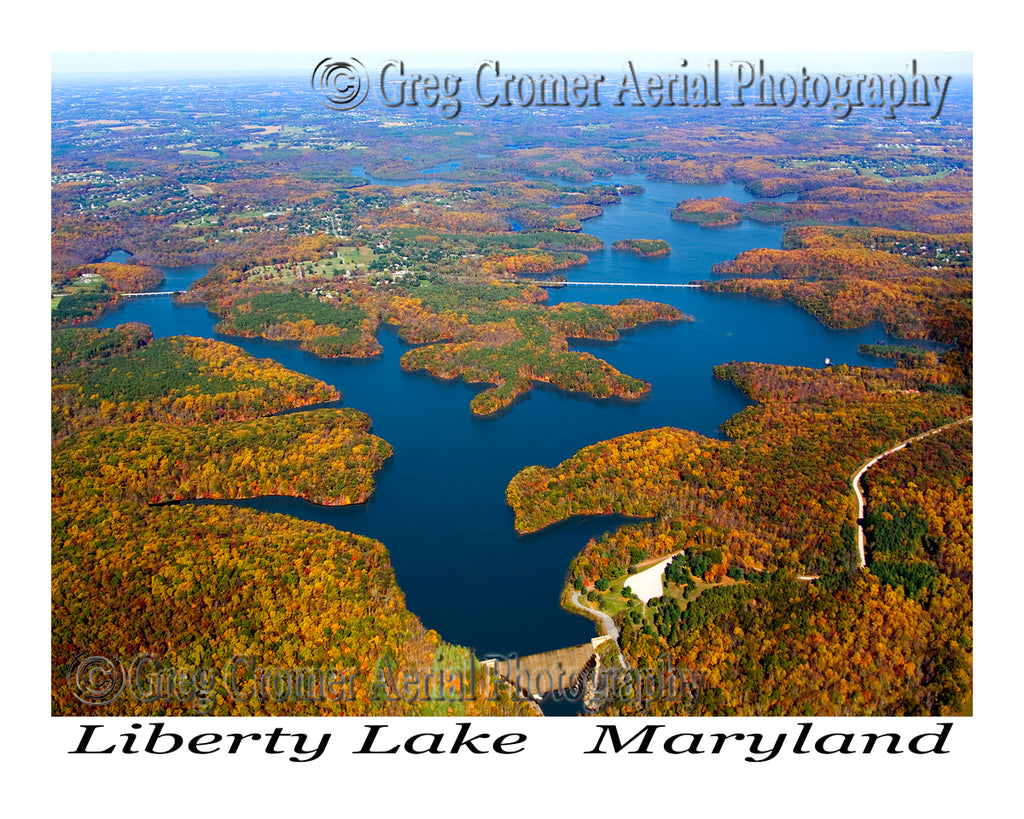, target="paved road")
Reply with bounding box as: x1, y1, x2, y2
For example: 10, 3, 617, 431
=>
570, 591, 619, 640
851, 415, 973, 567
